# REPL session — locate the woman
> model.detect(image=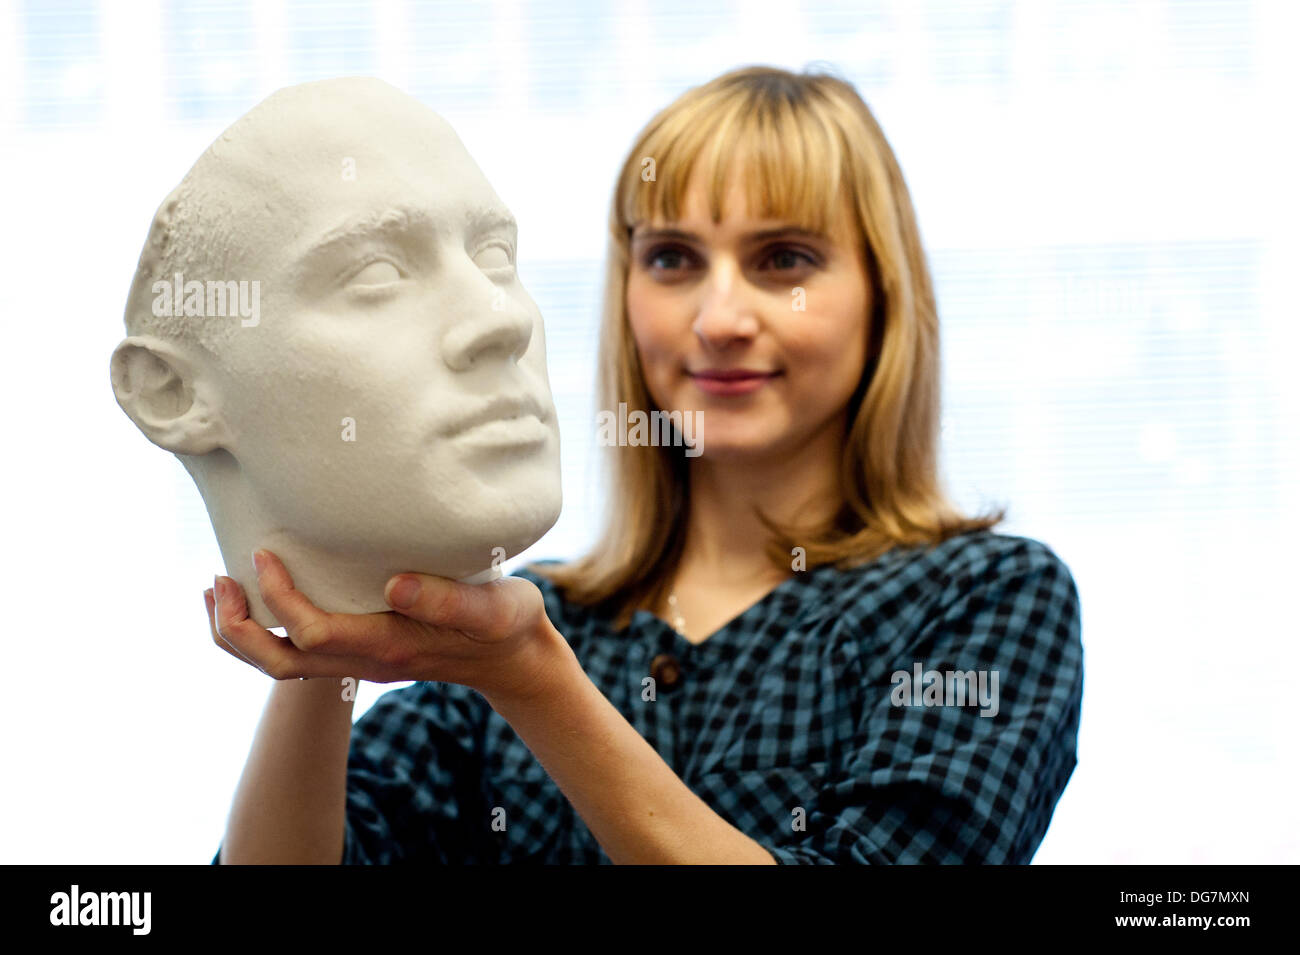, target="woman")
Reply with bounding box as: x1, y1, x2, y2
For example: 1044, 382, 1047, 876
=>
207, 65, 1083, 864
